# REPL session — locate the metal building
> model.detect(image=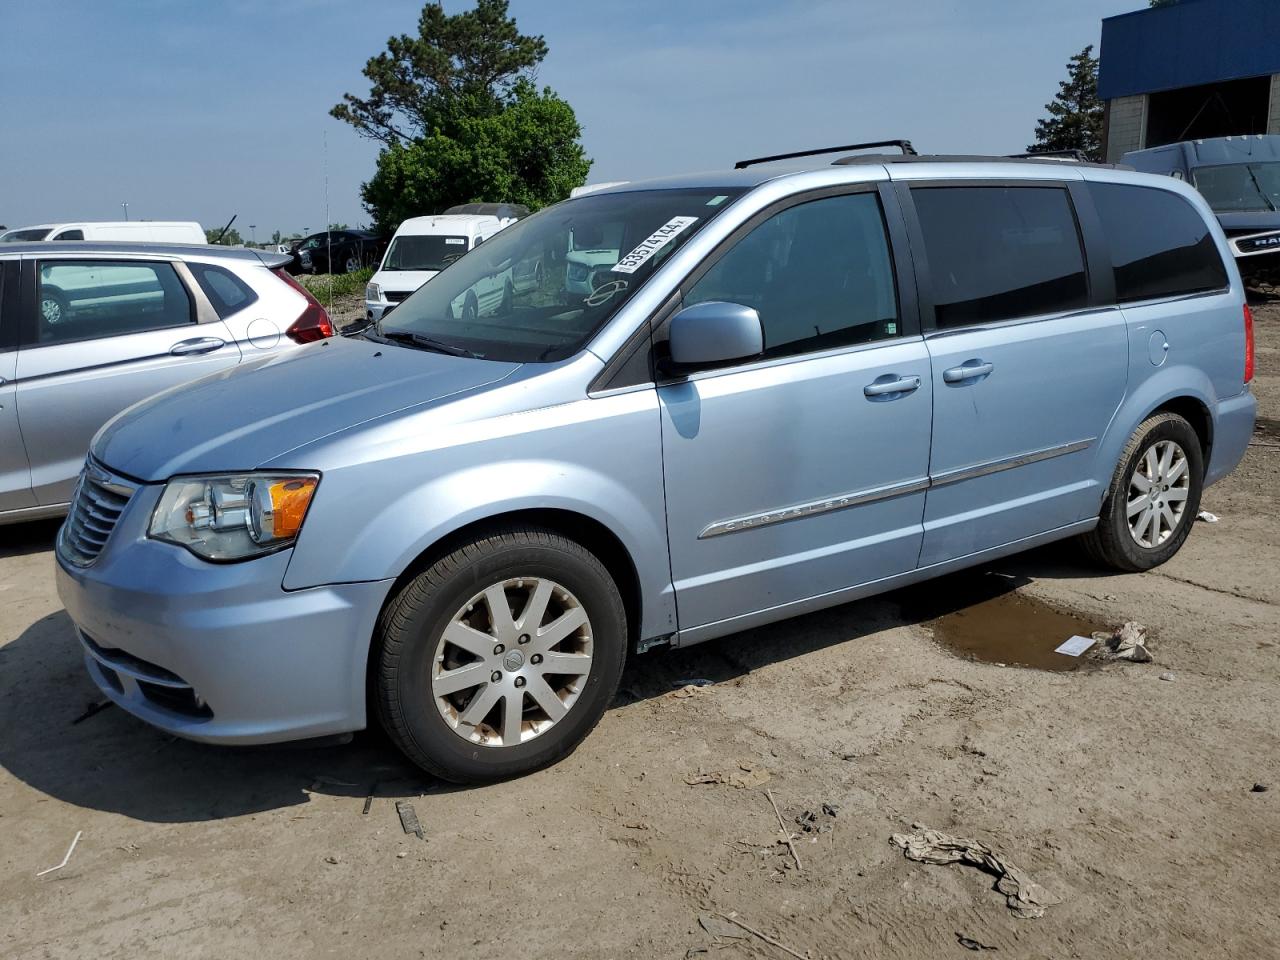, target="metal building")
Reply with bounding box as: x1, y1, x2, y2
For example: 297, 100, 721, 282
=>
1099, 0, 1280, 162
